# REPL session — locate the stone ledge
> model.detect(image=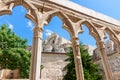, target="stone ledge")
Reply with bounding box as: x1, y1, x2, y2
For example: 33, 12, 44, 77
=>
49, 0, 120, 27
